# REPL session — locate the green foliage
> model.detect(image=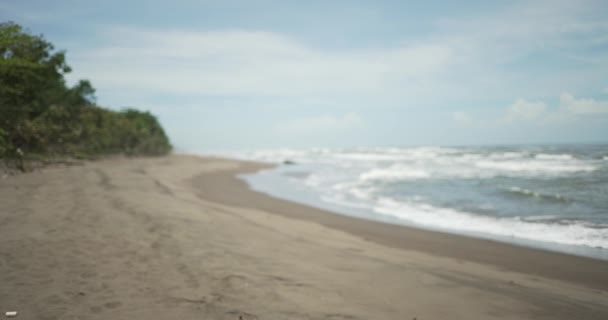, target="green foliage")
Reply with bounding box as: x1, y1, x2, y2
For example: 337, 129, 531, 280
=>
0, 21, 171, 162
0, 128, 7, 156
